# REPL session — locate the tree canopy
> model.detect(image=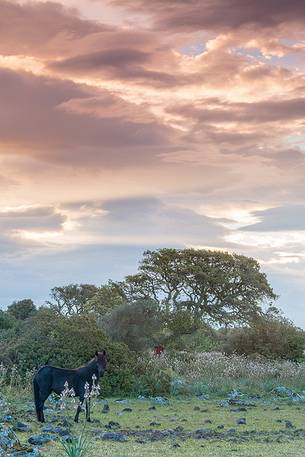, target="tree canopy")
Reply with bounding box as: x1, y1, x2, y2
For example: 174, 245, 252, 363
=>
7, 299, 36, 321
46, 284, 98, 316
116, 248, 277, 326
